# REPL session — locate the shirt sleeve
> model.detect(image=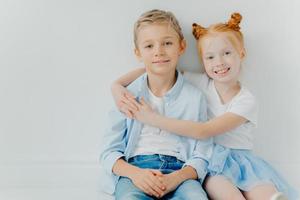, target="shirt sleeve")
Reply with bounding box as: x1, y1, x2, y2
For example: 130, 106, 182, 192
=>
183, 92, 213, 183
228, 89, 258, 127
99, 109, 127, 175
